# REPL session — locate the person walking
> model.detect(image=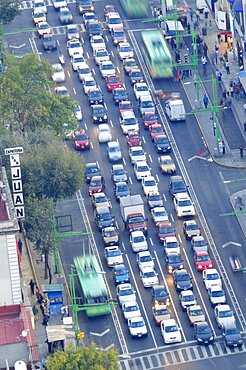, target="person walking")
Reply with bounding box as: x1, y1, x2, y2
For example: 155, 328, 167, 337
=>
29, 279, 35, 296
225, 60, 230, 74
203, 43, 208, 58
203, 94, 209, 109
17, 238, 23, 256
217, 32, 222, 44
215, 69, 222, 82
189, 7, 194, 22
195, 8, 200, 22
201, 55, 207, 75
